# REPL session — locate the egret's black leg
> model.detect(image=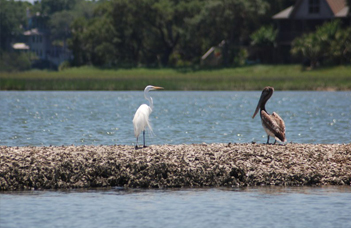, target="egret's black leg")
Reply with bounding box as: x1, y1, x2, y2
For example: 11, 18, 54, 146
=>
273, 140, 277, 145
143, 130, 147, 148
135, 137, 139, 149
266, 135, 270, 144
